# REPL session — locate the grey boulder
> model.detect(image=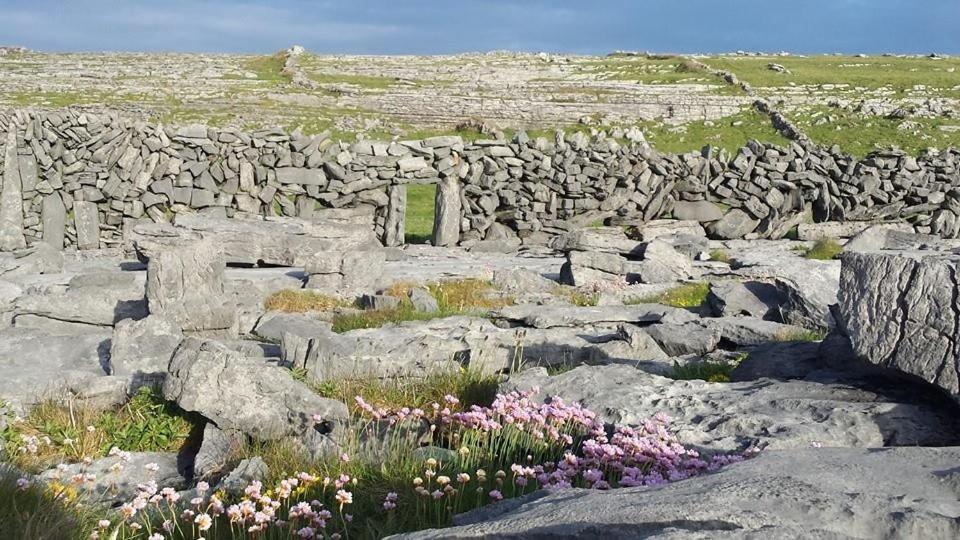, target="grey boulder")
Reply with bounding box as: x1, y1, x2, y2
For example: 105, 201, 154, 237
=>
838, 250, 960, 404
163, 337, 348, 442
109, 315, 183, 389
